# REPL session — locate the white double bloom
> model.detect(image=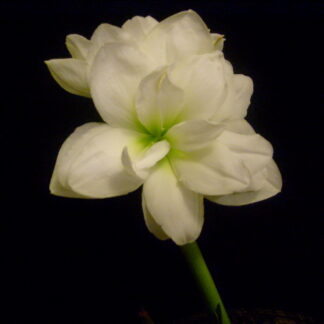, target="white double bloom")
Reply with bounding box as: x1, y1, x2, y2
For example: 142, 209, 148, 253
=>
46, 10, 282, 245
